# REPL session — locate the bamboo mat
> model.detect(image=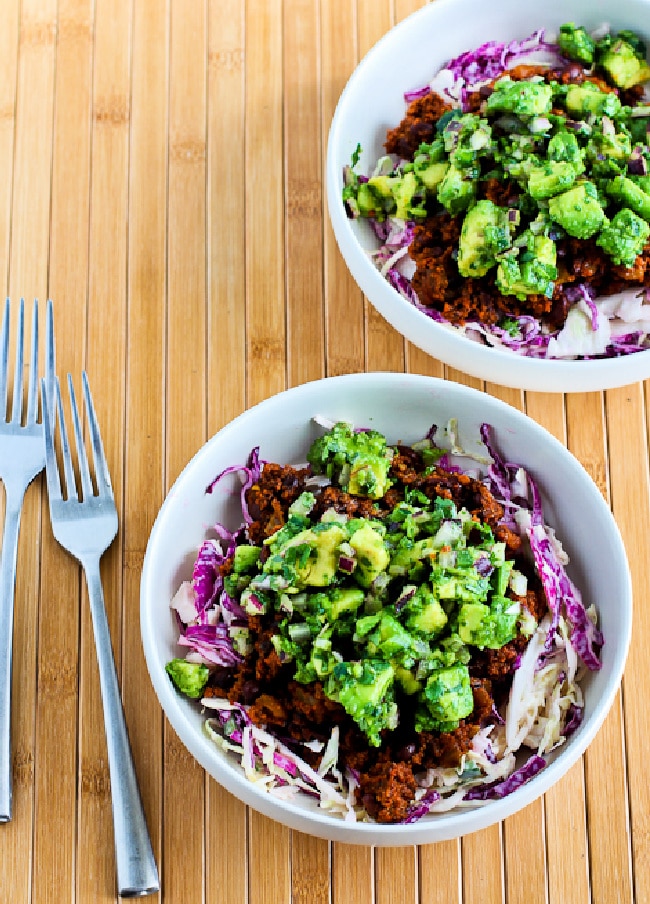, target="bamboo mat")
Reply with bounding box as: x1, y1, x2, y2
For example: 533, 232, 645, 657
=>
0, 0, 647, 901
